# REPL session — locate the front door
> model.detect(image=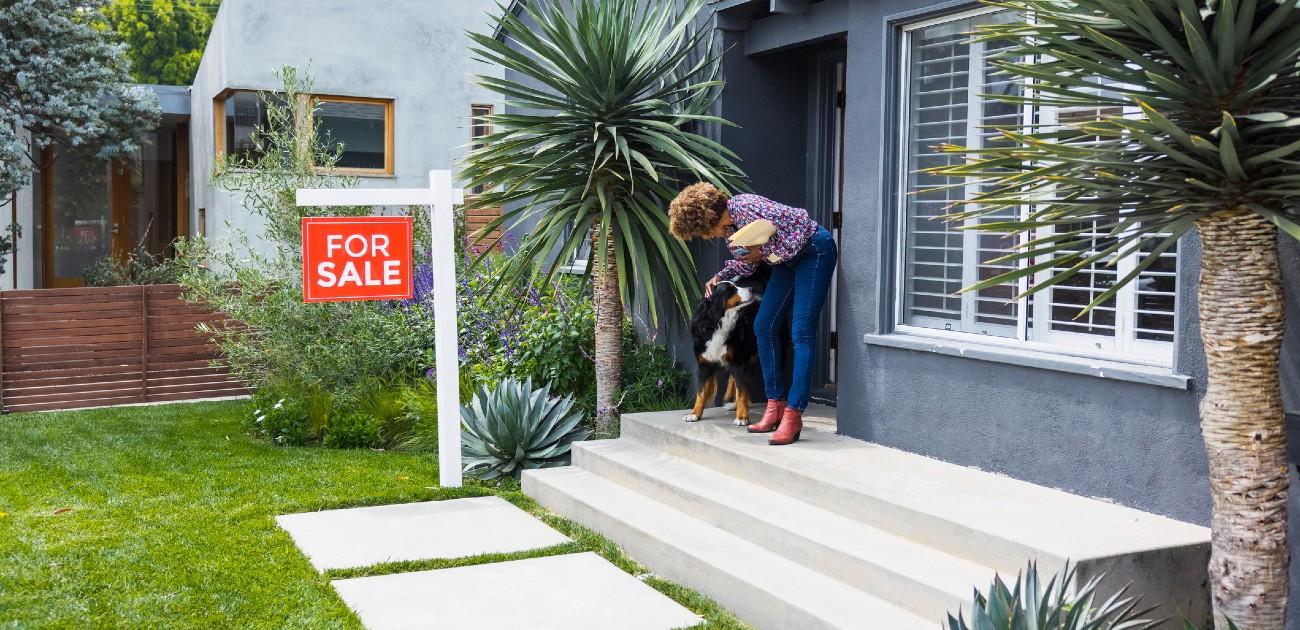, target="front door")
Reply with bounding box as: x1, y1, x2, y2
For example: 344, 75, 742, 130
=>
43, 150, 134, 287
